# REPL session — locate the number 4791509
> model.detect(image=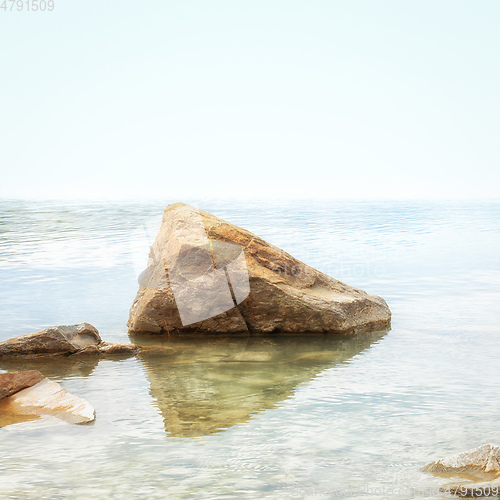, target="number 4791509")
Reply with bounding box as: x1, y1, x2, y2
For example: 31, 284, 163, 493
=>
1, 0, 55, 11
